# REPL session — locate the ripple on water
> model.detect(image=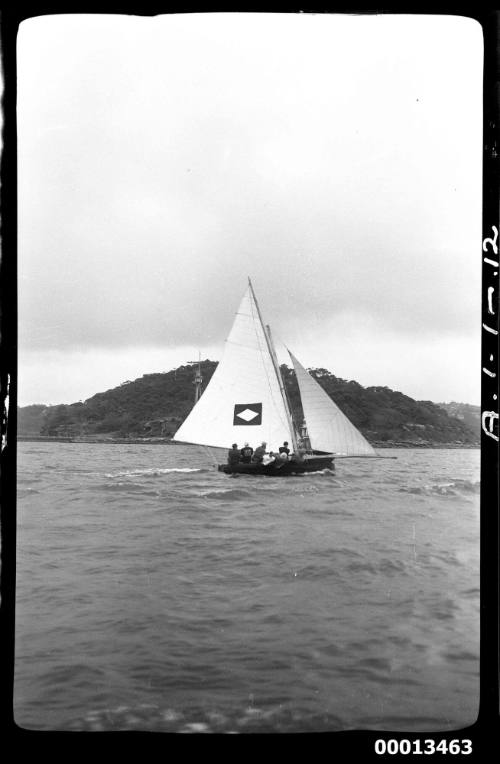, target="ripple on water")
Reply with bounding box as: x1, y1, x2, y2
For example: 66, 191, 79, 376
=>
15, 443, 480, 732
398, 479, 480, 498
71, 703, 346, 733
105, 467, 208, 478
